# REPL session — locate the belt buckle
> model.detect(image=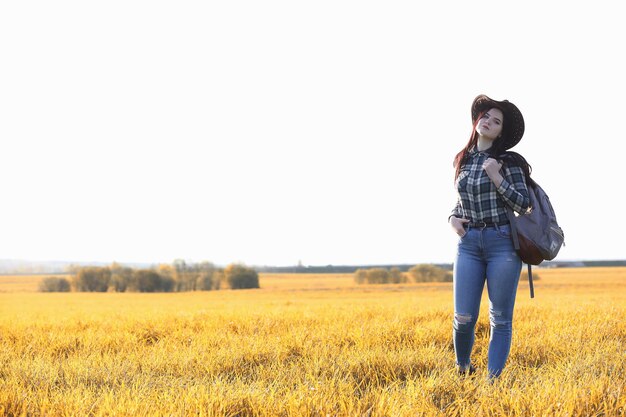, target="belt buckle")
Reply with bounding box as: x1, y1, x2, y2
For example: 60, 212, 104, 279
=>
476, 221, 487, 229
